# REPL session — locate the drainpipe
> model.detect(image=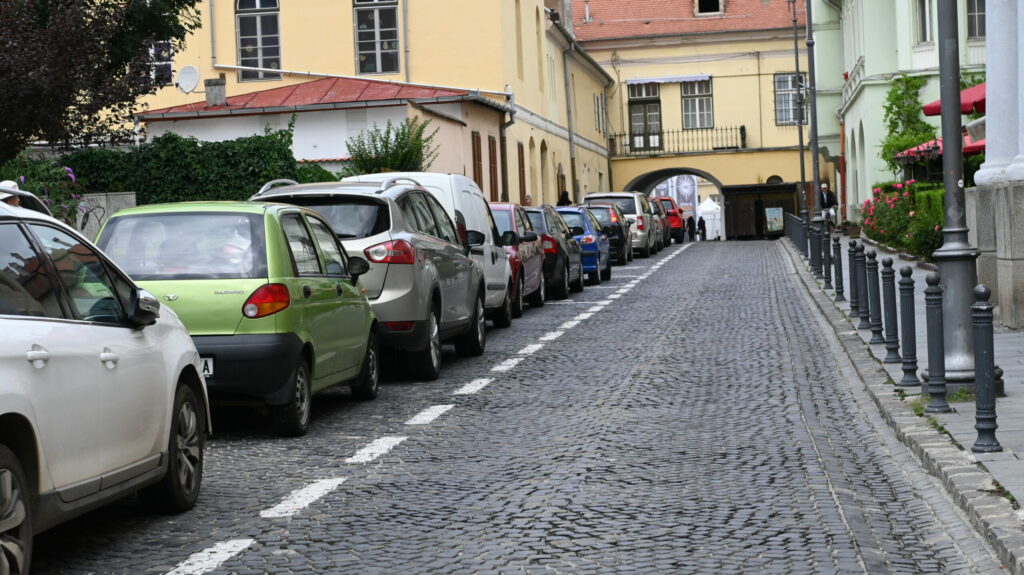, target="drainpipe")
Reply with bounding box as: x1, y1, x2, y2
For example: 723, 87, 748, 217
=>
500, 88, 516, 202
562, 47, 579, 202
210, 0, 217, 67
403, 0, 410, 83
